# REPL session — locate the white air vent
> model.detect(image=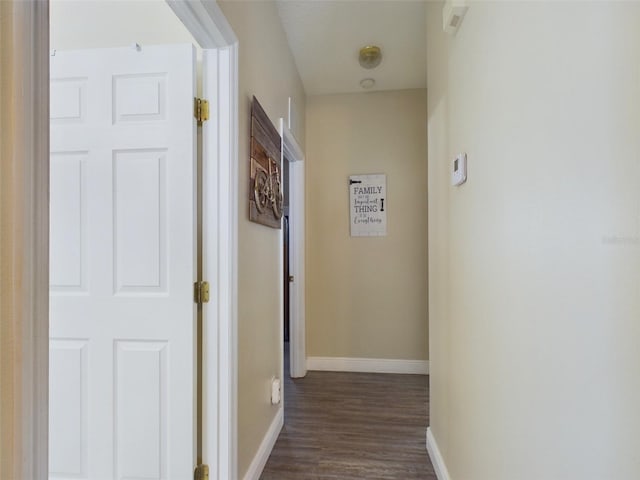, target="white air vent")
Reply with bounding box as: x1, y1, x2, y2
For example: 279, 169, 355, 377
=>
443, 0, 469, 35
